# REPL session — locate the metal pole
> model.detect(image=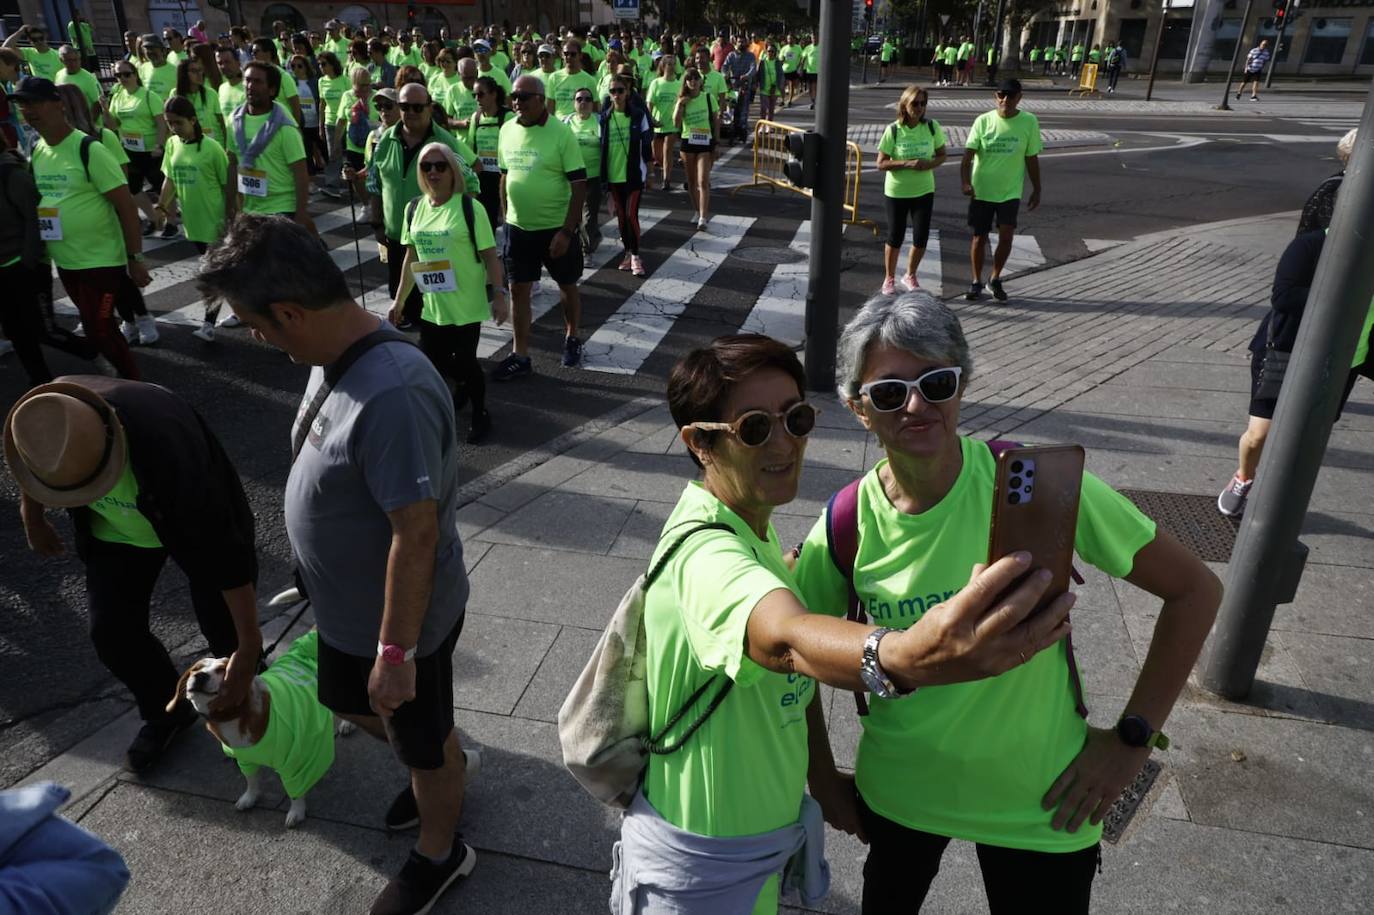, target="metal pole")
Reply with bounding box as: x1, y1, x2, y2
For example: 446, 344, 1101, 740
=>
861, 17, 869, 84
1264, 3, 1289, 89
1216, 0, 1254, 110
803, 0, 850, 392
1145, 0, 1170, 101
1201, 85, 1374, 698
989, 0, 1006, 84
